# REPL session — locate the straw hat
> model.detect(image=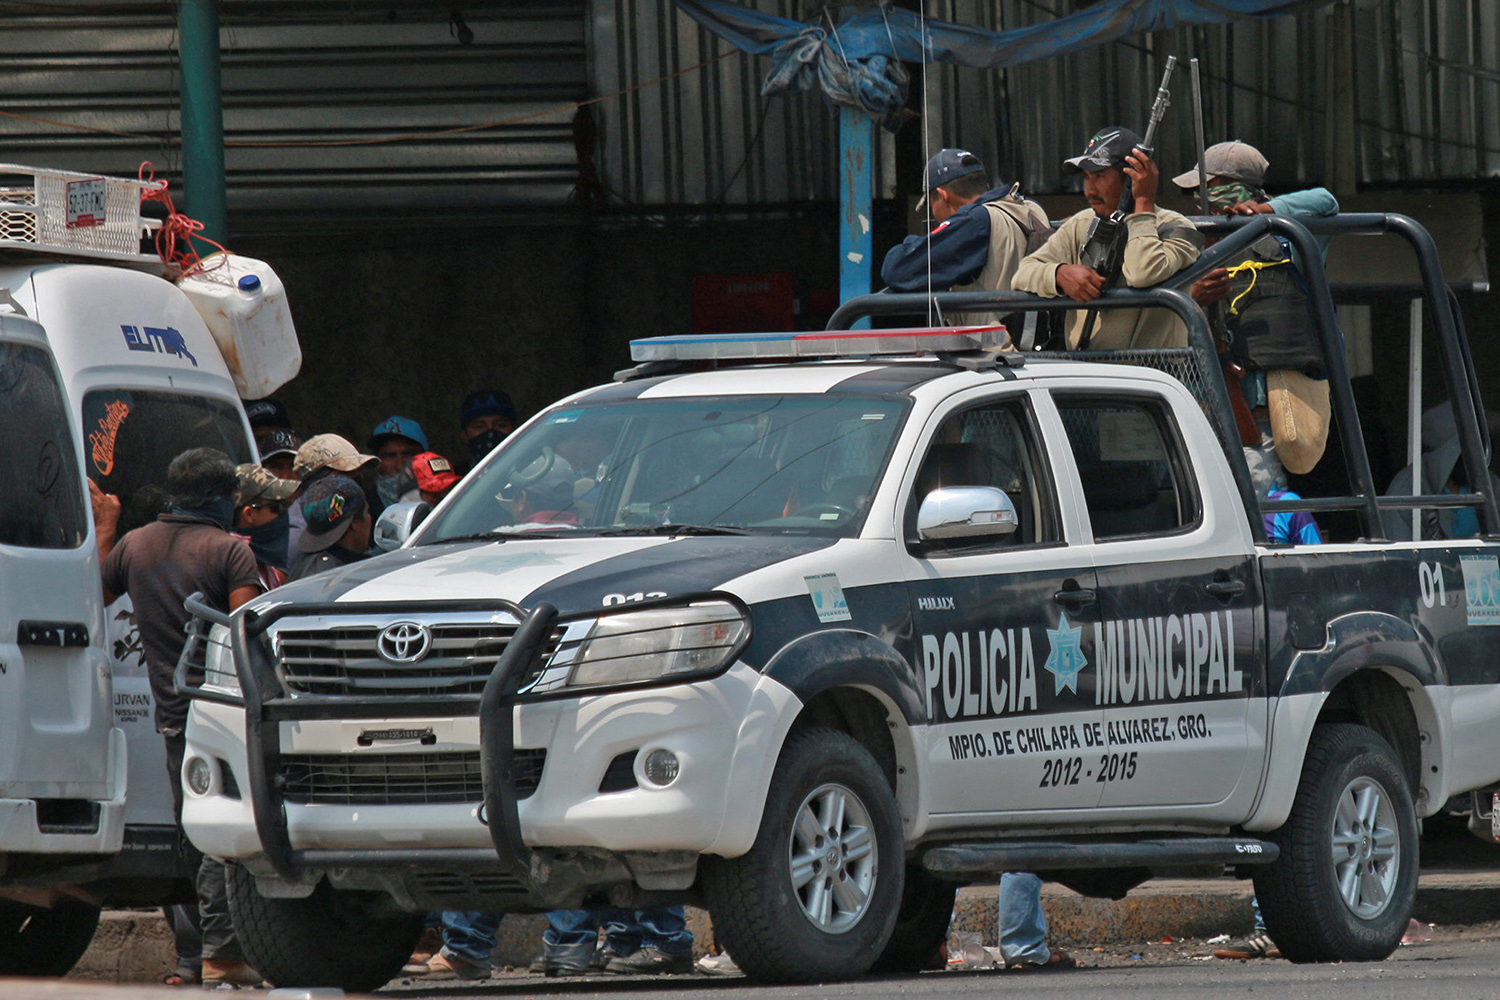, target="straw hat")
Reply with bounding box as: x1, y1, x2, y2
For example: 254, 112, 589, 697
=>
1267, 369, 1330, 475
